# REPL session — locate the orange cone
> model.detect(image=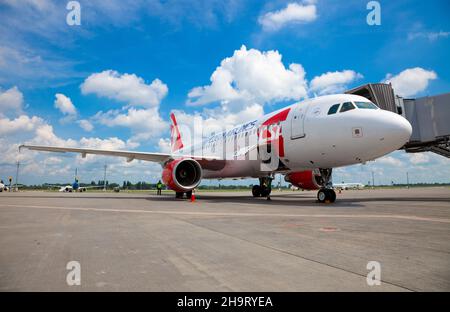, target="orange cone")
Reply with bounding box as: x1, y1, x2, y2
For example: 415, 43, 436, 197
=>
190, 190, 196, 202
